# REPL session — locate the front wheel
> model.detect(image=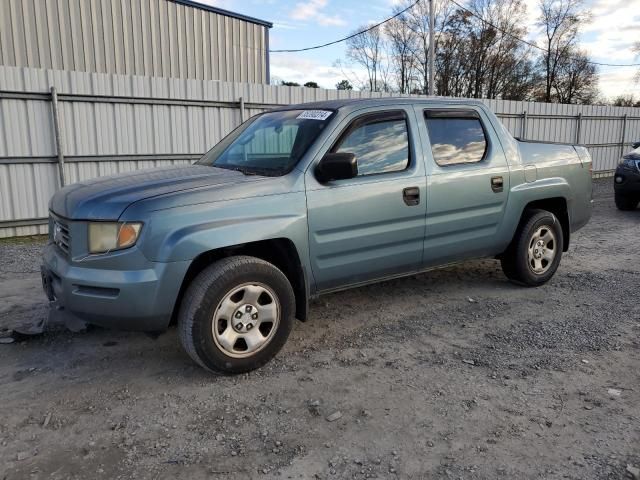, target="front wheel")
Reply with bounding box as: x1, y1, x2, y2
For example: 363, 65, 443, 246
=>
178, 256, 295, 374
615, 193, 639, 211
501, 209, 564, 287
